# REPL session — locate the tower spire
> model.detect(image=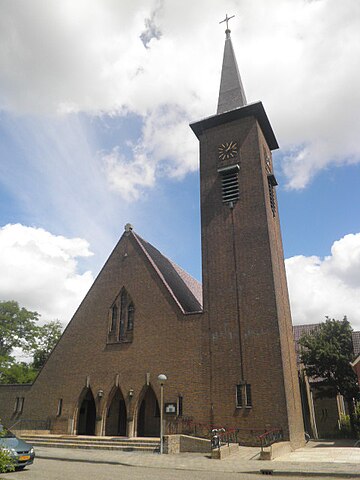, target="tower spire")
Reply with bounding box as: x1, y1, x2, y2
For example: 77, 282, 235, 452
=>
217, 15, 247, 115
